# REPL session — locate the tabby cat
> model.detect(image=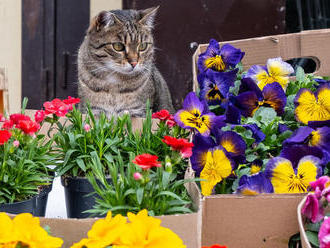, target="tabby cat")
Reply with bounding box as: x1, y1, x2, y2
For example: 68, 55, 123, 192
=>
78, 7, 174, 117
